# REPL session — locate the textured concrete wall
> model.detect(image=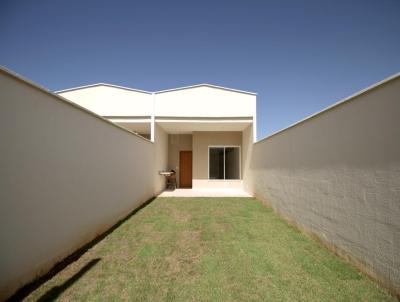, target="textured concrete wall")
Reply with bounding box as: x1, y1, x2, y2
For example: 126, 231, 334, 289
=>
0, 69, 156, 300
248, 75, 400, 295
